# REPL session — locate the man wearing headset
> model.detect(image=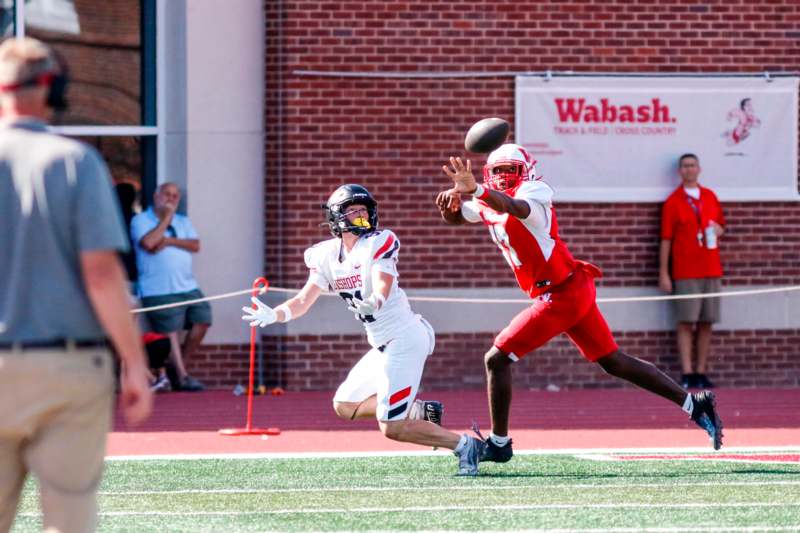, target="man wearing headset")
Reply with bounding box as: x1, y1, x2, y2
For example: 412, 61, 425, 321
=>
0, 37, 151, 532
